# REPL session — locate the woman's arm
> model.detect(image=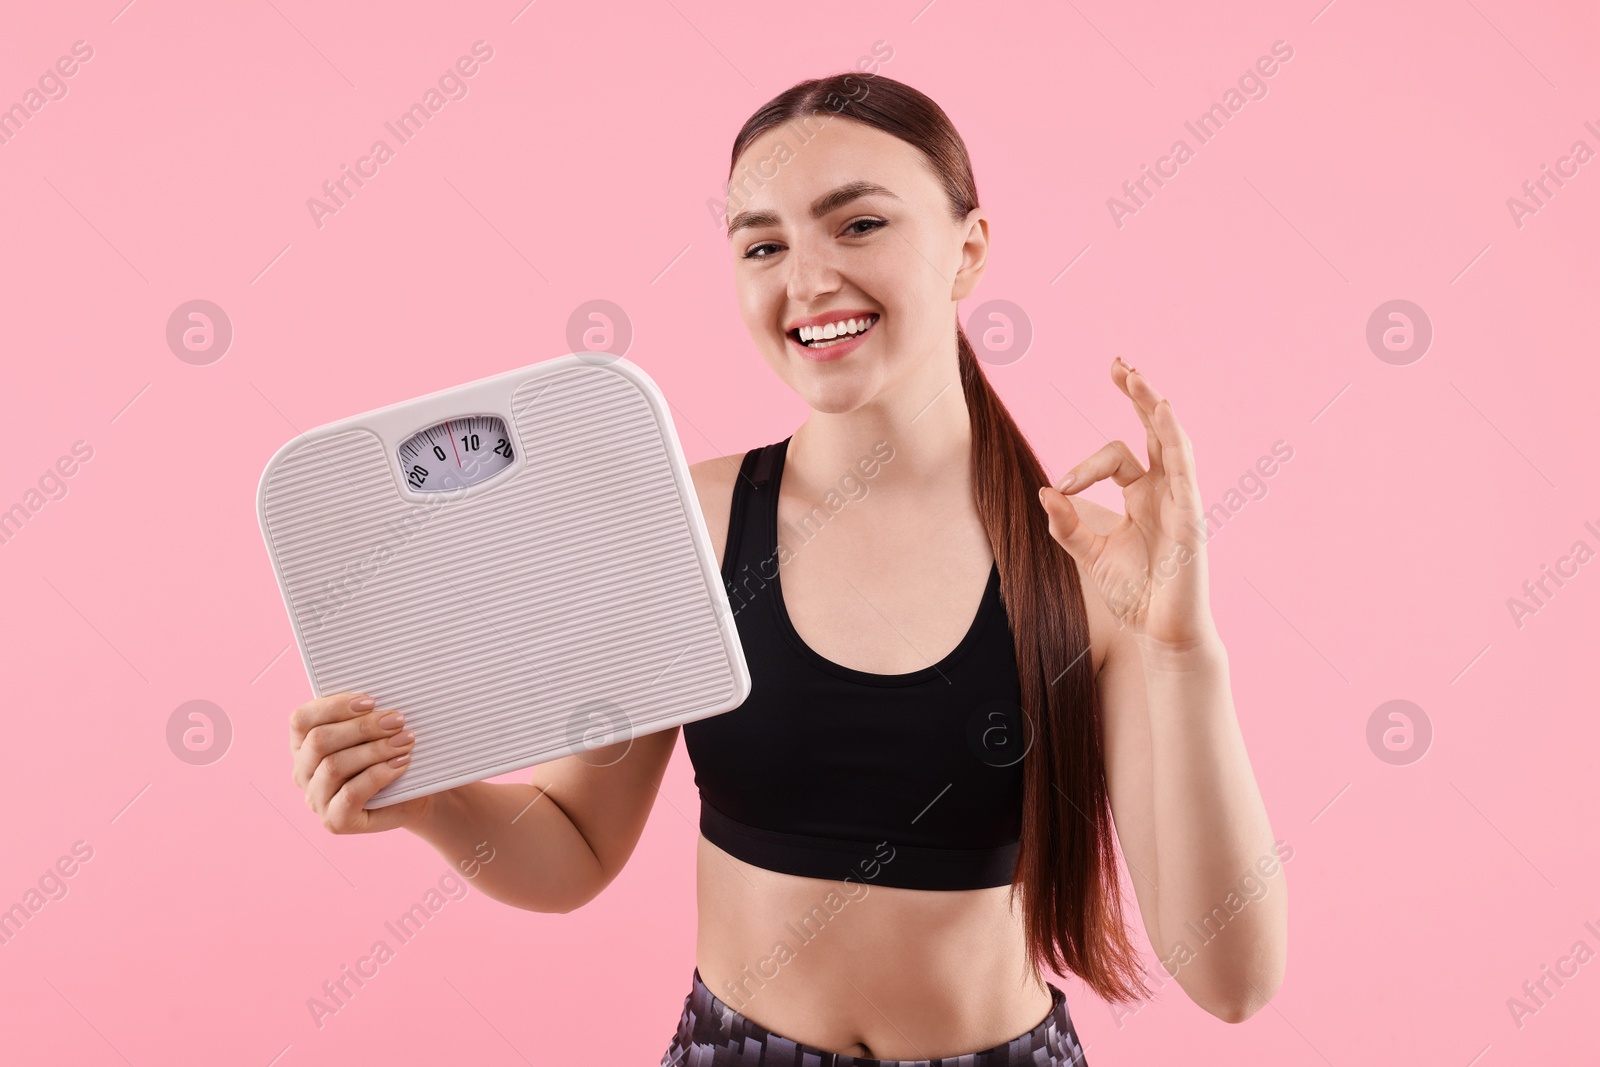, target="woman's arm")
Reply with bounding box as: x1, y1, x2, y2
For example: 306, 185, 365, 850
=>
408, 725, 679, 914
1092, 541, 1286, 1022
1038, 357, 1287, 1022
